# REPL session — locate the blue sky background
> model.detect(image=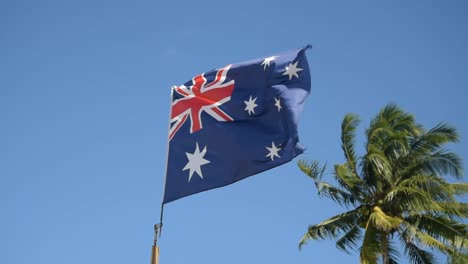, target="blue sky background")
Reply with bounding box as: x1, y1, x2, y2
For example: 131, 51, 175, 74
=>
2, 1, 467, 263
